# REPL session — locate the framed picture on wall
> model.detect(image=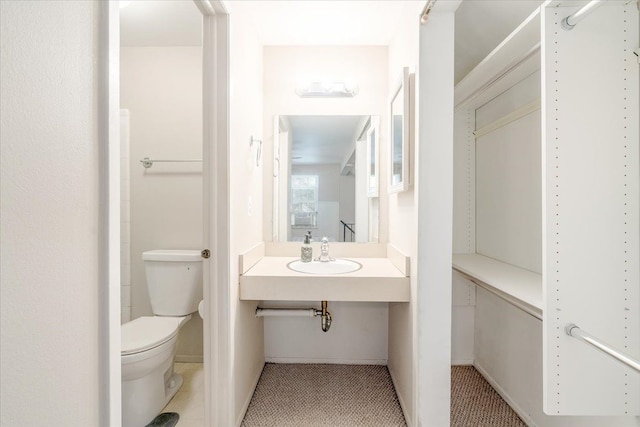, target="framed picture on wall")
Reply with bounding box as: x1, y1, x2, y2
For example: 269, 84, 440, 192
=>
389, 67, 414, 193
